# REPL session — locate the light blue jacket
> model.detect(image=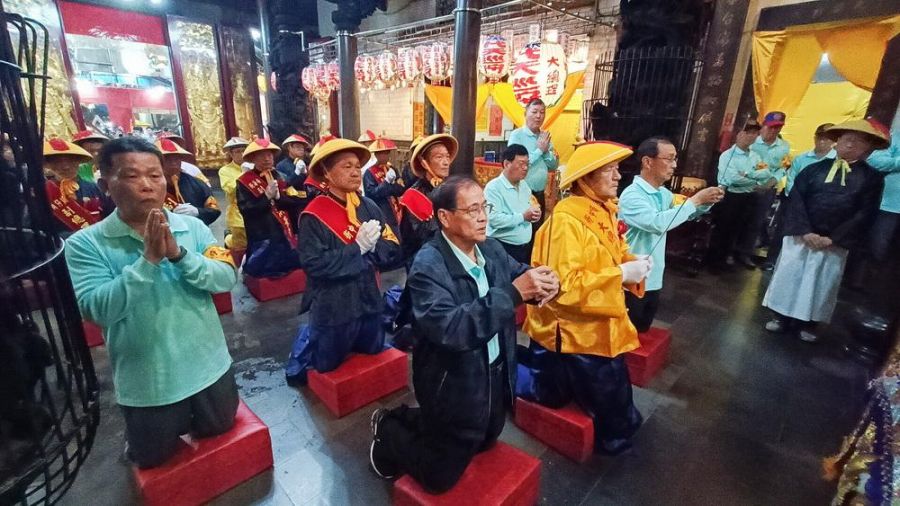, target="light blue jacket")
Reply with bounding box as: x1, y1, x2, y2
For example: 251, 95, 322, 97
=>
508, 126, 559, 192
485, 173, 534, 246
65, 210, 236, 407
717, 145, 773, 193
619, 176, 710, 291
867, 131, 900, 213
